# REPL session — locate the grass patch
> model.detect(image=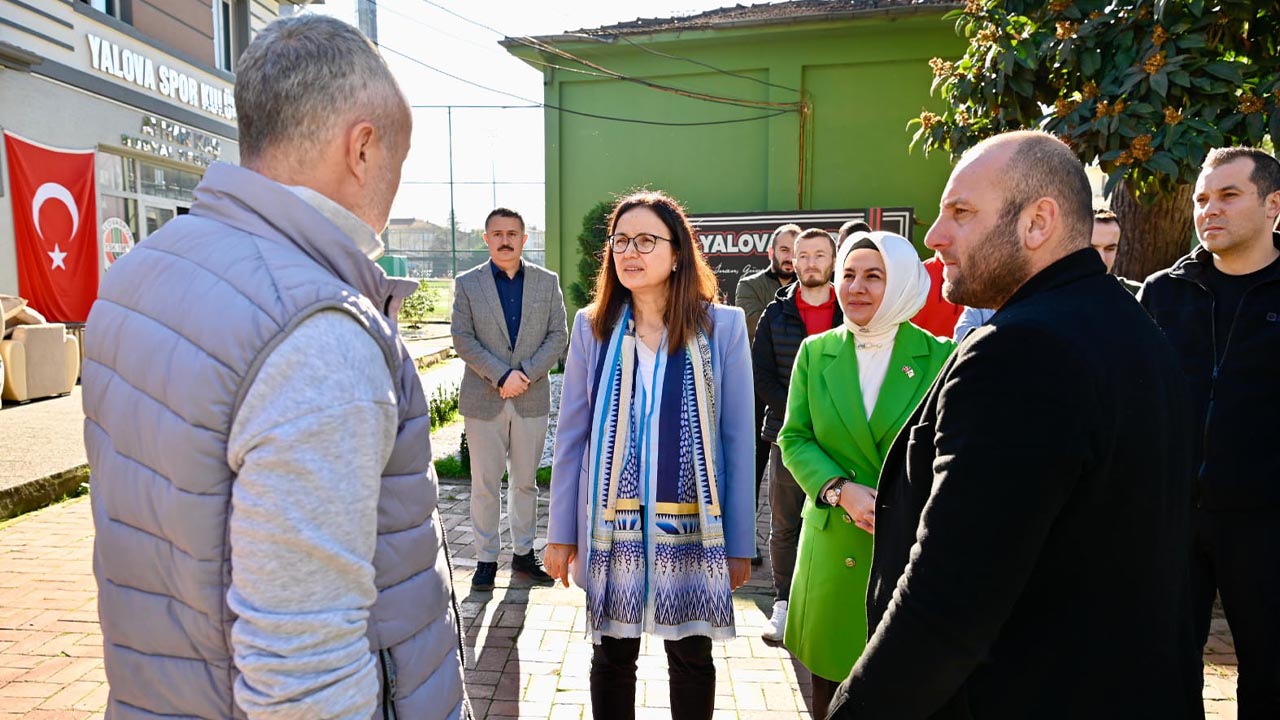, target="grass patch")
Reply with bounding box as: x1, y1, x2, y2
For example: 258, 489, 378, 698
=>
433, 456, 551, 487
